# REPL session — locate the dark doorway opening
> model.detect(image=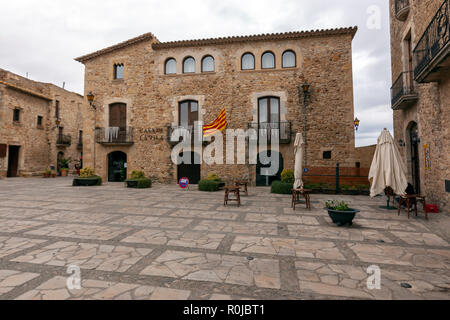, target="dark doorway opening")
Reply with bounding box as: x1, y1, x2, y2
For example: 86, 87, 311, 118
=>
256, 150, 284, 186
409, 123, 420, 194
108, 151, 127, 182
7, 146, 20, 177
177, 152, 201, 184
57, 151, 64, 176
